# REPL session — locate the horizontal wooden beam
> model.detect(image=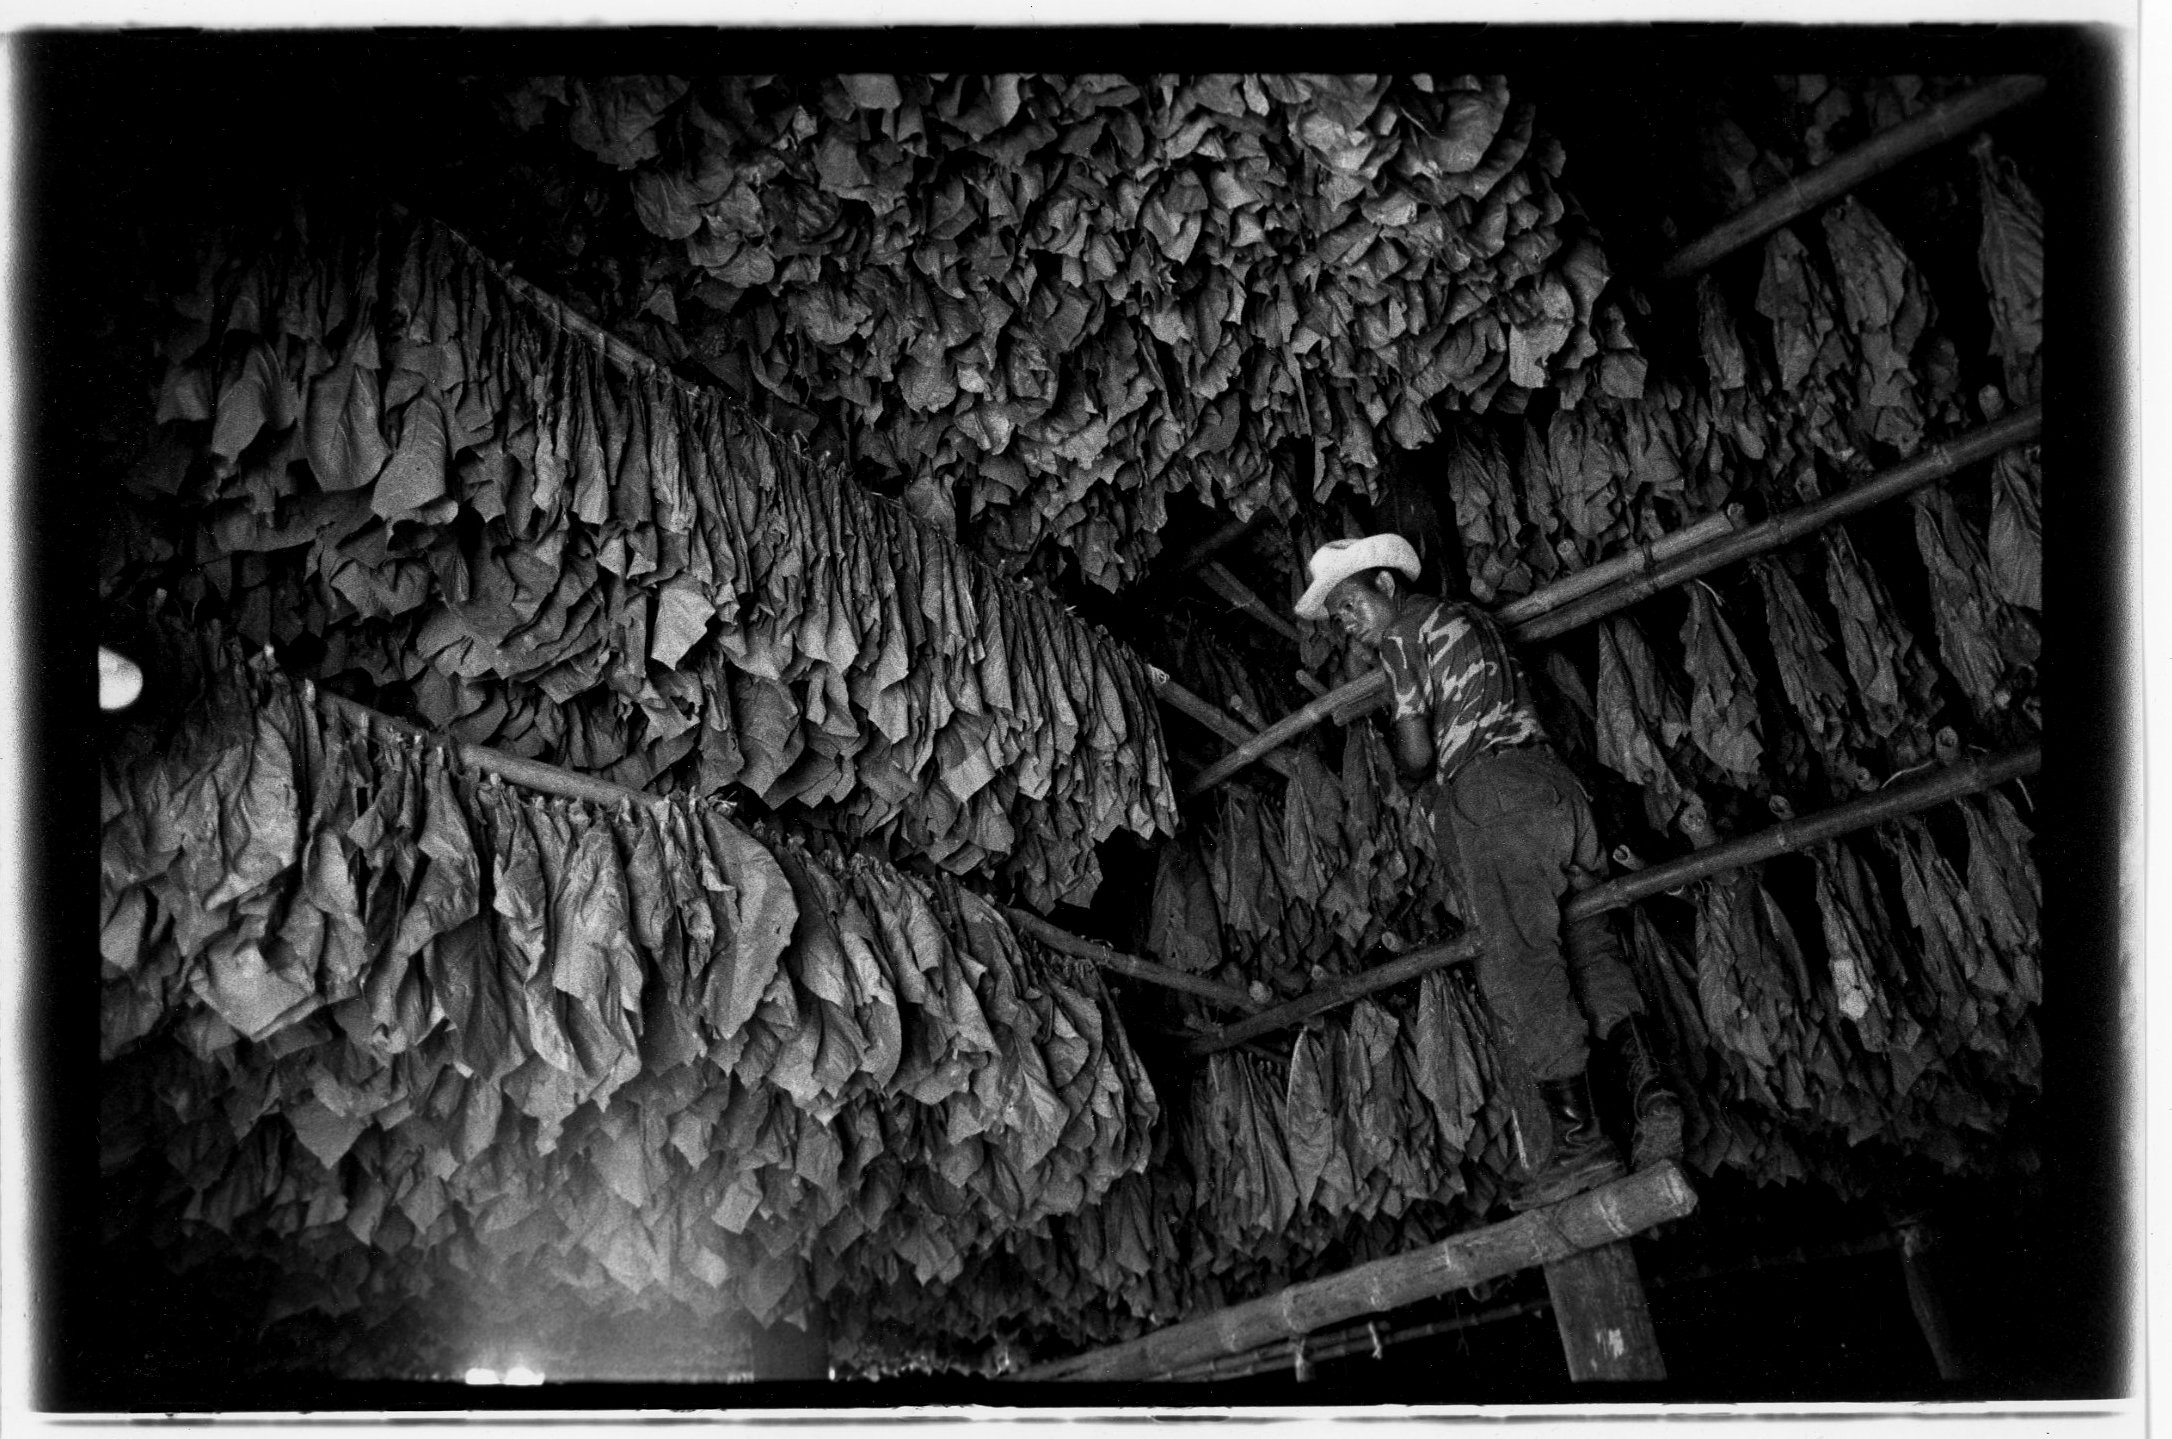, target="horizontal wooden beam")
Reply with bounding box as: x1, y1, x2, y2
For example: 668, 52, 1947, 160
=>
1184, 935, 1480, 1057
1012, 1161, 1698, 1382
1491, 507, 1743, 626
1003, 907, 1263, 1012
1656, 75, 2049, 280
1566, 747, 2040, 920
